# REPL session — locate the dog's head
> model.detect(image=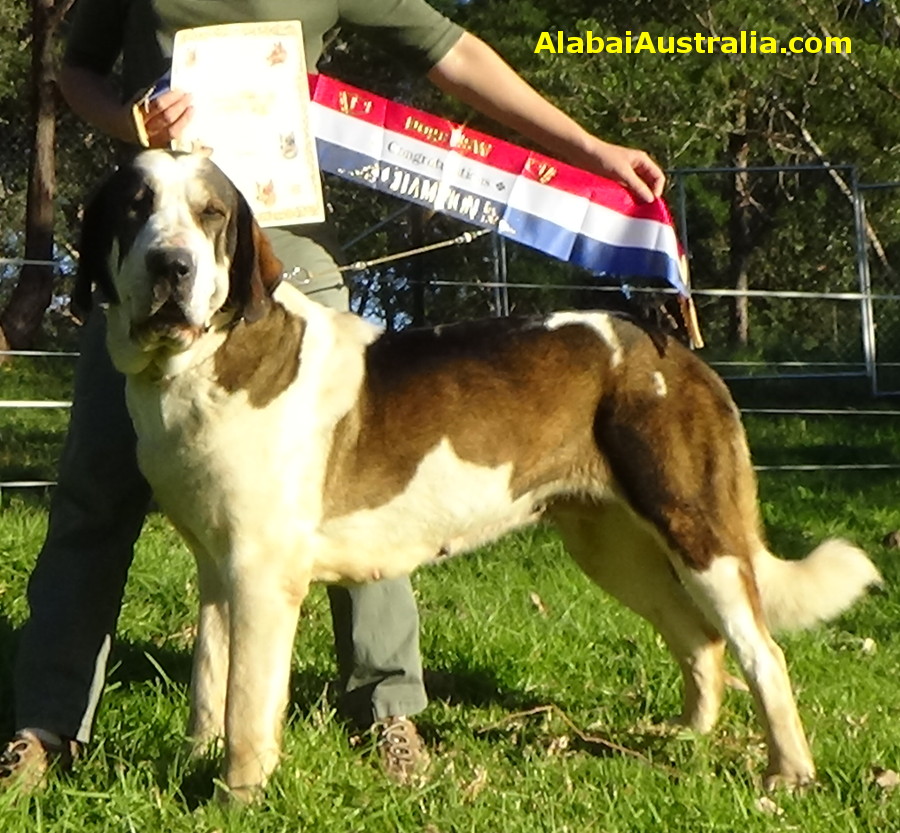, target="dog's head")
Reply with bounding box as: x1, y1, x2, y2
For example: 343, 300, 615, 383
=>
73, 149, 283, 372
